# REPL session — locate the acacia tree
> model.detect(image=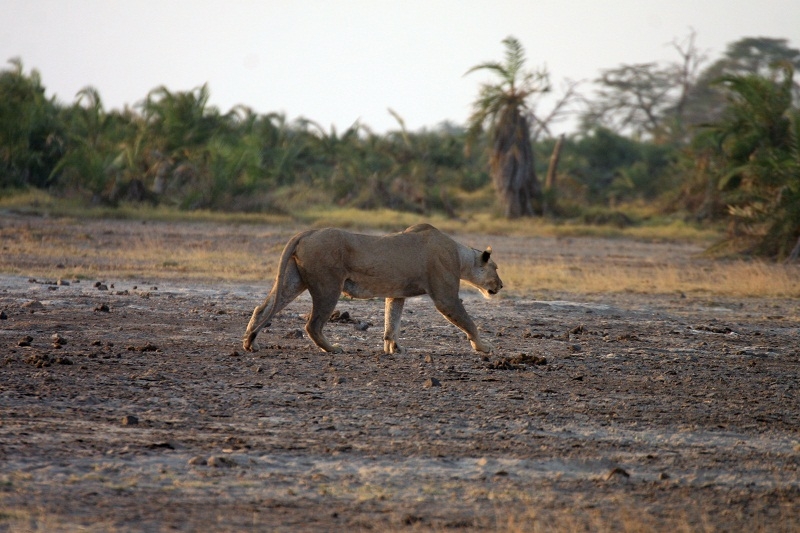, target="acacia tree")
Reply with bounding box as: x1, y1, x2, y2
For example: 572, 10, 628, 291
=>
582, 30, 707, 143
583, 63, 675, 140
466, 36, 549, 218
680, 37, 800, 134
